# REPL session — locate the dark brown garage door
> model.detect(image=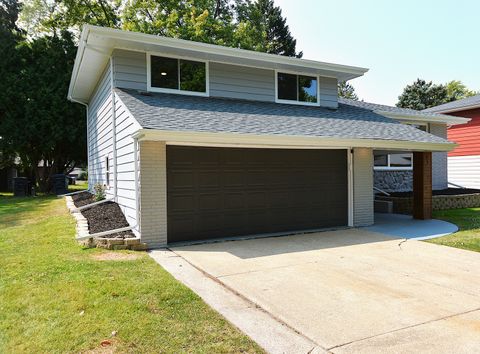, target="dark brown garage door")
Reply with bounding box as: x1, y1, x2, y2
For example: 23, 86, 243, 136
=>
167, 146, 348, 243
